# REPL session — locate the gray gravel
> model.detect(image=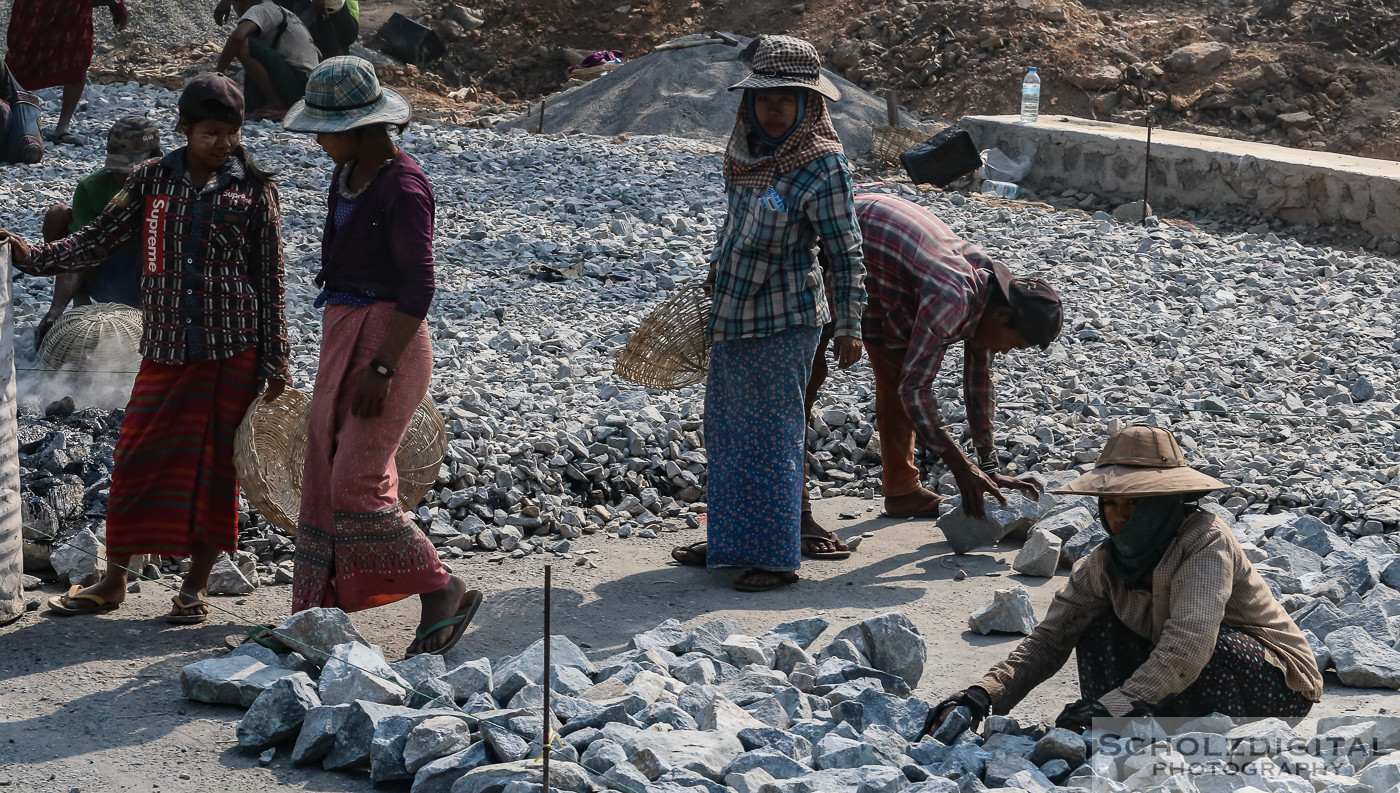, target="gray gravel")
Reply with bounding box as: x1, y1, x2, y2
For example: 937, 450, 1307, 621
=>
6, 79, 1399, 576
0, 0, 225, 60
